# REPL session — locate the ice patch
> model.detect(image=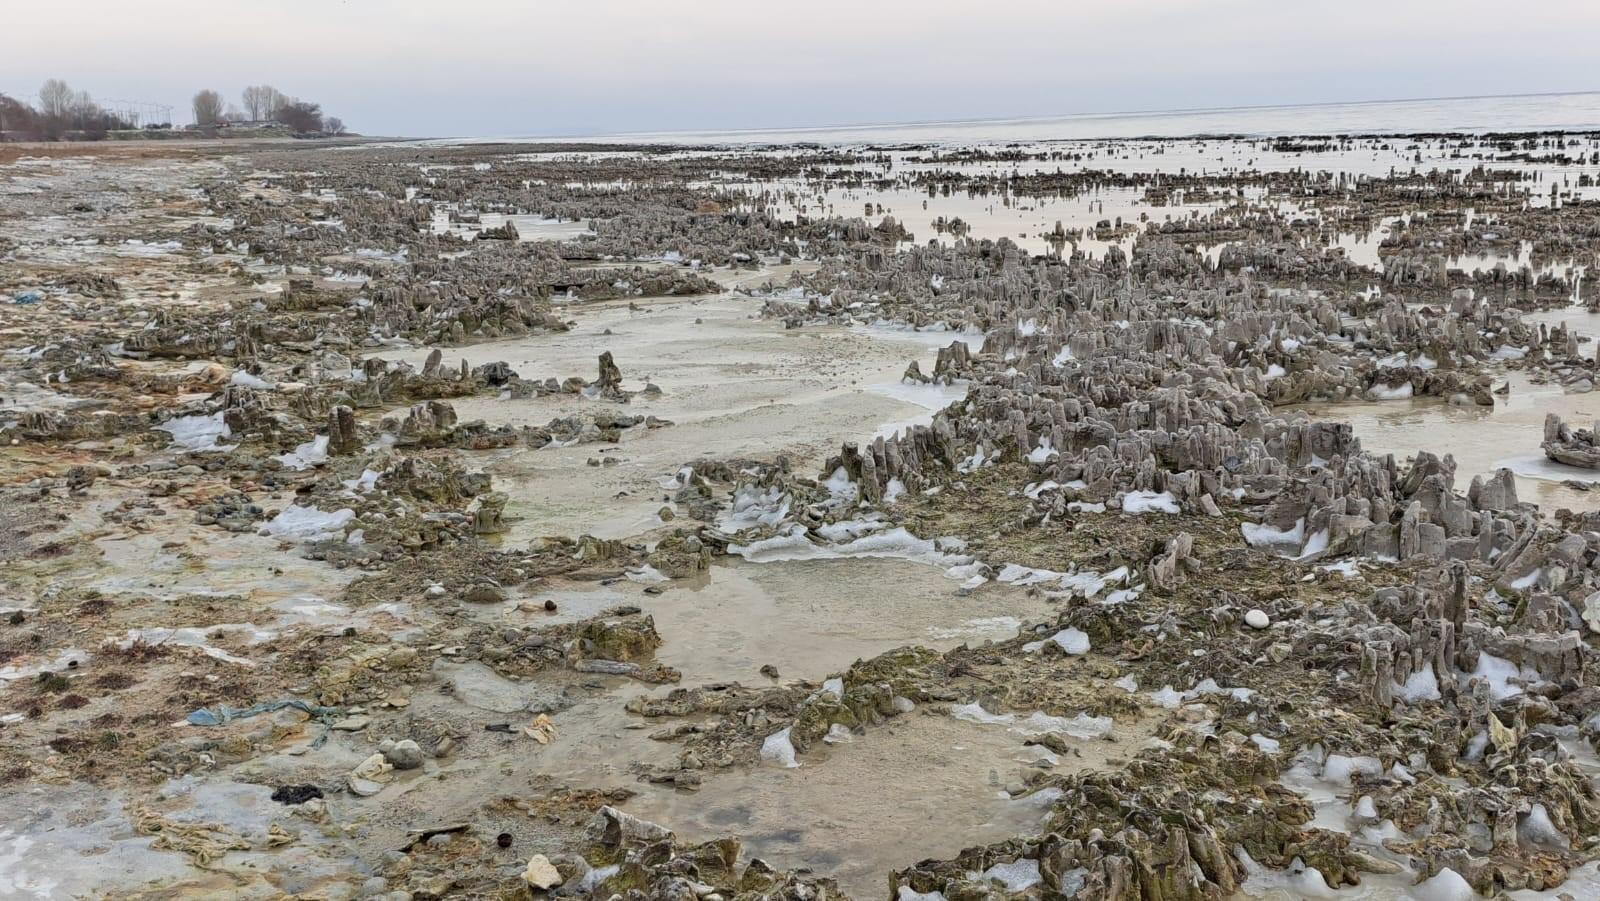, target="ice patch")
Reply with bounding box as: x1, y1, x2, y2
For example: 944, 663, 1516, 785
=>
1394, 665, 1441, 702
950, 702, 1112, 739
982, 859, 1042, 892
1120, 490, 1178, 514
1519, 803, 1569, 849
884, 478, 907, 504
625, 565, 668, 583
1366, 382, 1415, 400
1322, 753, 1383, 784
261, 505, 356, 542
1317, 559, 1361, 578
1149, 686, 1185, 708
760, 727, 799, 768
1412, 868, 1476, 901
0, 648, 89, 682
927, 616, 1022, 641
1296, 528, 1330, 559
816, 517, 888, 542
157, 412, 235, 452
997, 563, 1065, 587
1235, 848, 1341, 899
719, 485, 792, 531
956, 445, 995, 473
1148, 679, 1253, 708
823, 467, 859, 504
1242, 518, 1306, 549
1101, 584, 1143, 605
1509, 568, 1541, 590
1470, 652, 1539, 701
229, 370, 275, 389
275, 435, 330, 470
1023, 480, 1058, 499
853, 321, 985, 352
1188, 678, 1255, 702
577, 865, 620, 894
730, 525, 972, 571
1021, 627, 1090, 656
118, 625, 273, 666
